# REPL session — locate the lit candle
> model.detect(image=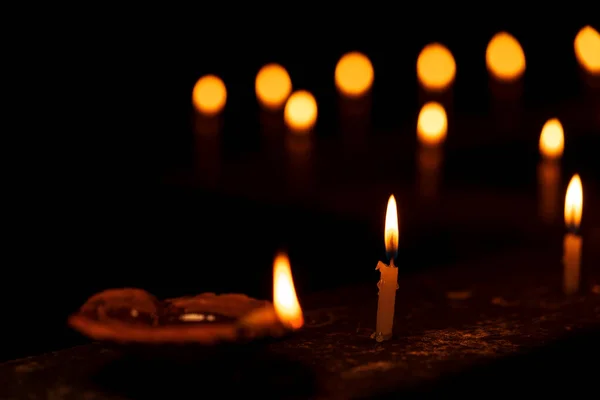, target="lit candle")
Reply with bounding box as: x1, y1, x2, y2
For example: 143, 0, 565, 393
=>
372, 195, 399, 342
563, 174, 583, 295
538, 118, 564, 223
417, 43, 456, 92
417, 102, 447, 200
574, 26, 600, 76
273, 252, 304, 330
192, 74, 227, 116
